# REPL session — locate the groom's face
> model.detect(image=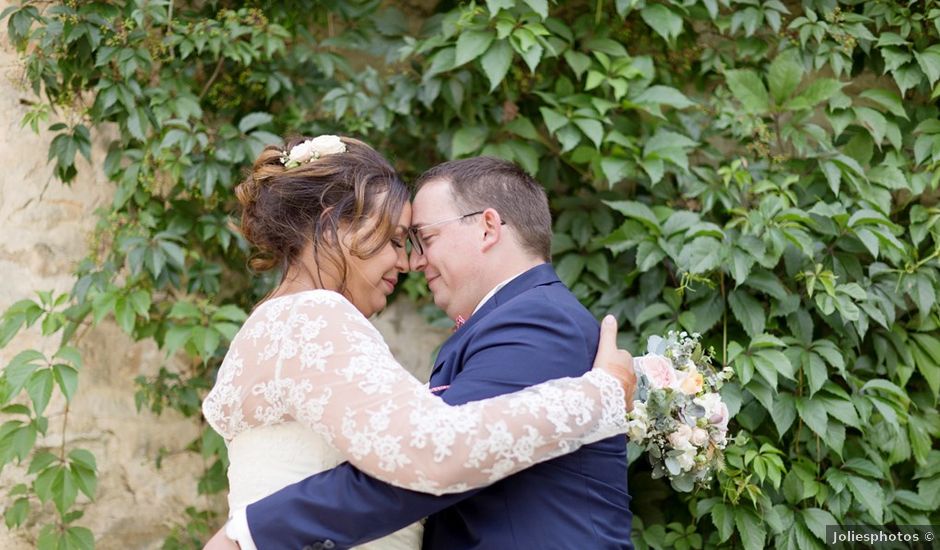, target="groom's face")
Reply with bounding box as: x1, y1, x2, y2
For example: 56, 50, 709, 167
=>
409, 178, 483, 320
